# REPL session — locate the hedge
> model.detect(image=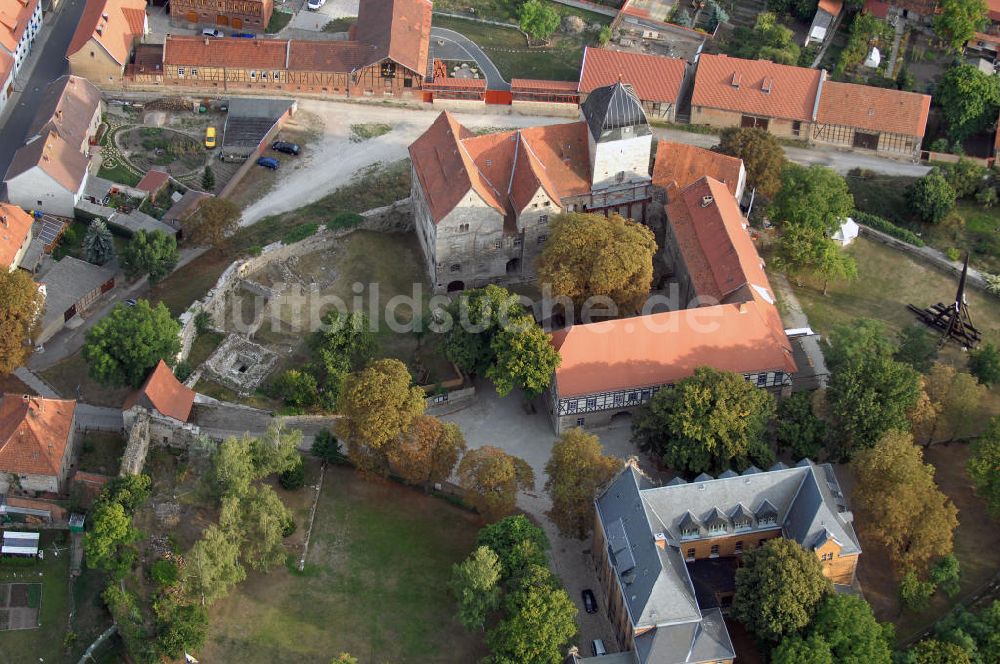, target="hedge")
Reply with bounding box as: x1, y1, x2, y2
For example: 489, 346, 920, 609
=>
852, 210, 925, 247
281, 222, 319, 245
